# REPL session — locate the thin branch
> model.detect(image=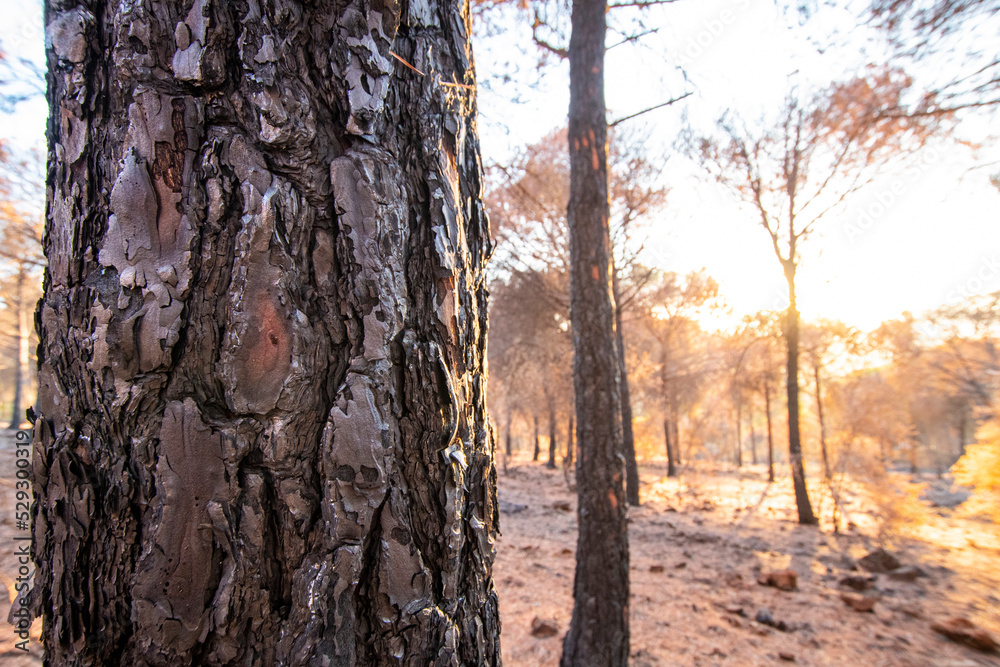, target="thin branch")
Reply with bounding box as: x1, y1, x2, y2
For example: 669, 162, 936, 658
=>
609, 92, 692, 127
